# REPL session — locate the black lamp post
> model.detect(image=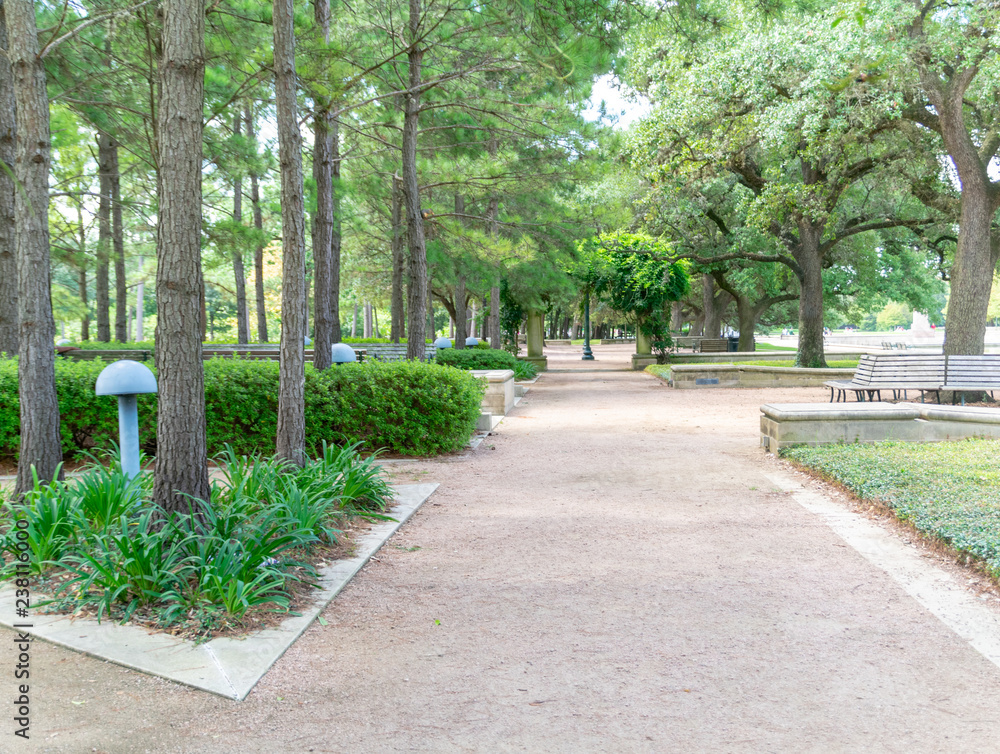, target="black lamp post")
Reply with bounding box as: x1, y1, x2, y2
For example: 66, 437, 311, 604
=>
582, 287, 594, 360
